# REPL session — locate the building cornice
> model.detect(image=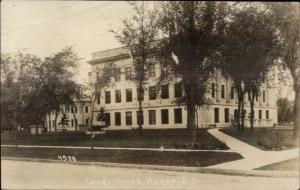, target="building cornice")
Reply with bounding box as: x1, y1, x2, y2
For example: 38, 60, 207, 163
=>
88, 53, 130, 65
